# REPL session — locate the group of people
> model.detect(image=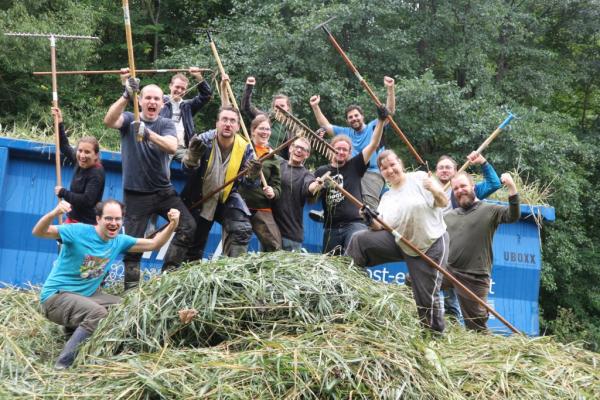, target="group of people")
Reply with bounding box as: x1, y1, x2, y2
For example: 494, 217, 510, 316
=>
33, 68, 520, 369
